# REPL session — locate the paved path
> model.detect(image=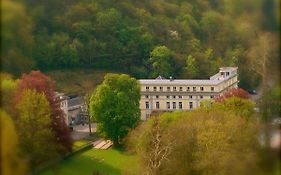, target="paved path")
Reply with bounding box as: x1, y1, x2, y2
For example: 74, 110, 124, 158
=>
71, 123, 96, 140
